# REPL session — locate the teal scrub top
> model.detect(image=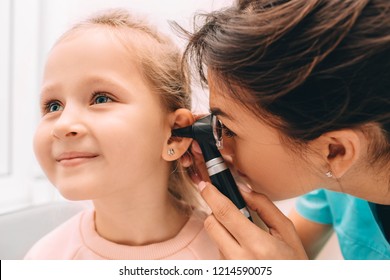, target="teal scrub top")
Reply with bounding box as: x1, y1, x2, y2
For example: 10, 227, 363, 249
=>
296, 189, 390, 259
